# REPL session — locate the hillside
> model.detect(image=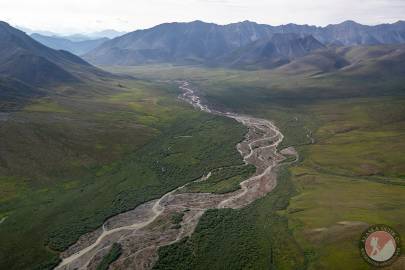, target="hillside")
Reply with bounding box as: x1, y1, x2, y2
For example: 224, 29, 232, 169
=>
220, 33, 325, 69
0, 22, 108, 84
0, 21, 109, 106
276, 44, 405, 79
